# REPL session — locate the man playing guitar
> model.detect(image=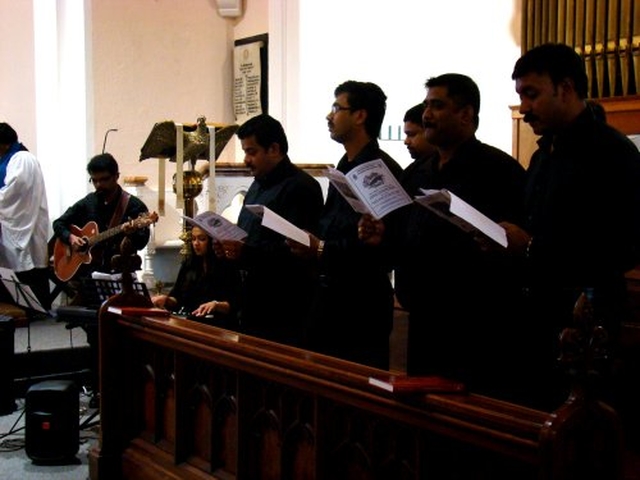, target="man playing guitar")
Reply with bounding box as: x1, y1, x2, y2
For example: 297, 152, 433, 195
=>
52, 152, 154, 407
52, 153, 153, 286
